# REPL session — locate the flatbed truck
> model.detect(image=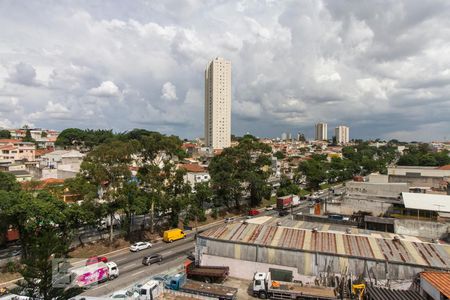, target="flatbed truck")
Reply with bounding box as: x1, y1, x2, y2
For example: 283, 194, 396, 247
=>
165, 273, 237, 300
252, 272, 337, 299
185, 260, 229, 283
